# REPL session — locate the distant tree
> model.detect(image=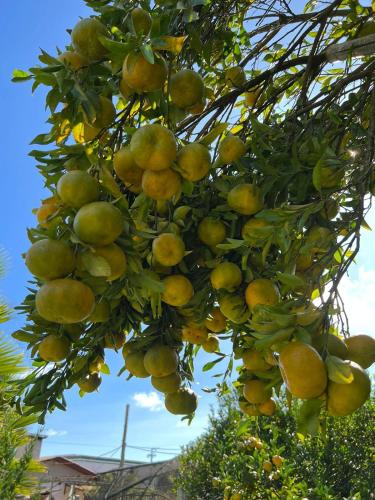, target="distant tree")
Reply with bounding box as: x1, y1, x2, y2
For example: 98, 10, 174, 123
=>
175, 394, 375, 499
